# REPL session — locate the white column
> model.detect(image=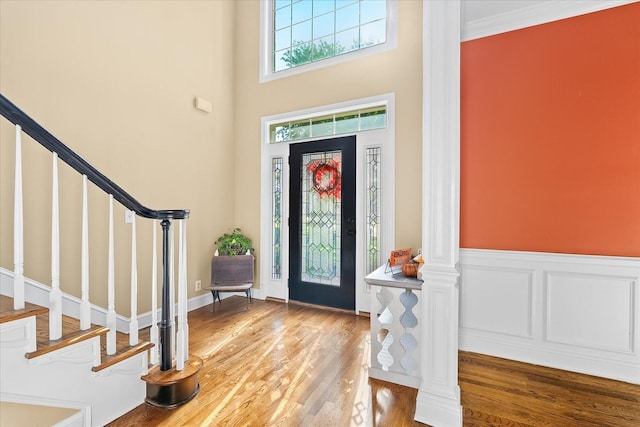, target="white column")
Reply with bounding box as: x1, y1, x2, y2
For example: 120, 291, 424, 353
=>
414, 1, 463, 426
13, 125, 25, 310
